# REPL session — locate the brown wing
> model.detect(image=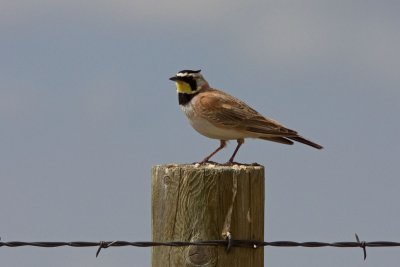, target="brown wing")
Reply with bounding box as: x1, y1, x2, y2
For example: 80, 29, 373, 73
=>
195, 89, 298, 137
